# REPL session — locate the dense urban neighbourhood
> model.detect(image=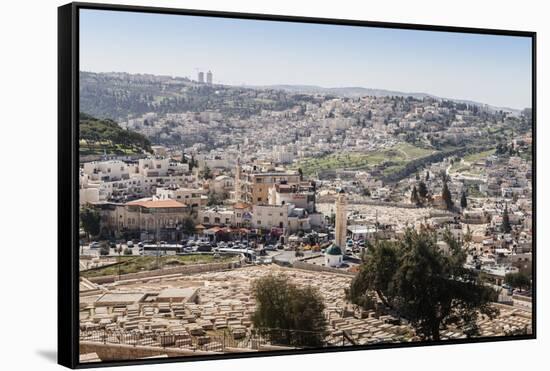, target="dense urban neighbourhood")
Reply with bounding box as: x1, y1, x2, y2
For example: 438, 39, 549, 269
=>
78, 71, 532, 363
